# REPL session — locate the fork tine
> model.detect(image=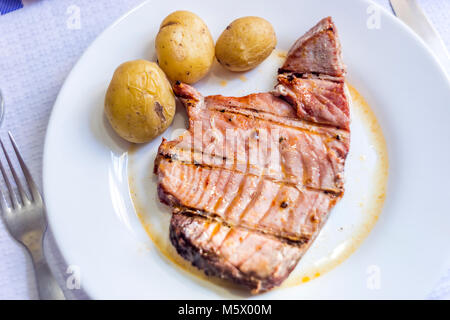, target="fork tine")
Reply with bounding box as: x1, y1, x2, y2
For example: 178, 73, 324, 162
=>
0, 137, 29, 206
0, 141, 18, 209
0, 156, 12, 213
0, 183, 10, 214
8, 132, 42, 204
